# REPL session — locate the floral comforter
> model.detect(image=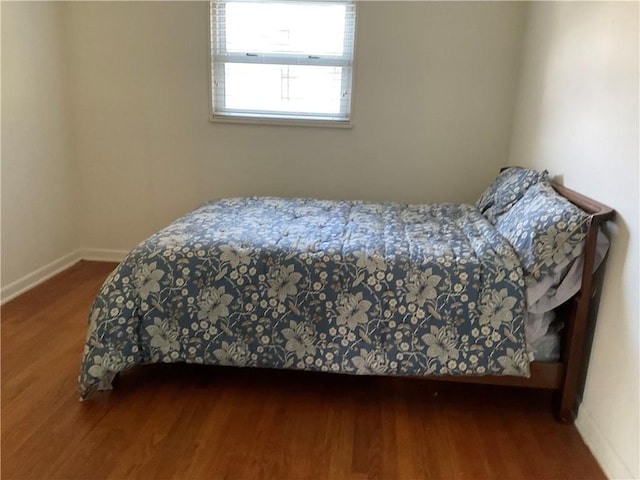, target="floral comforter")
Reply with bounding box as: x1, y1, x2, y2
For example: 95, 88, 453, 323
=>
79, 197, 530, 397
